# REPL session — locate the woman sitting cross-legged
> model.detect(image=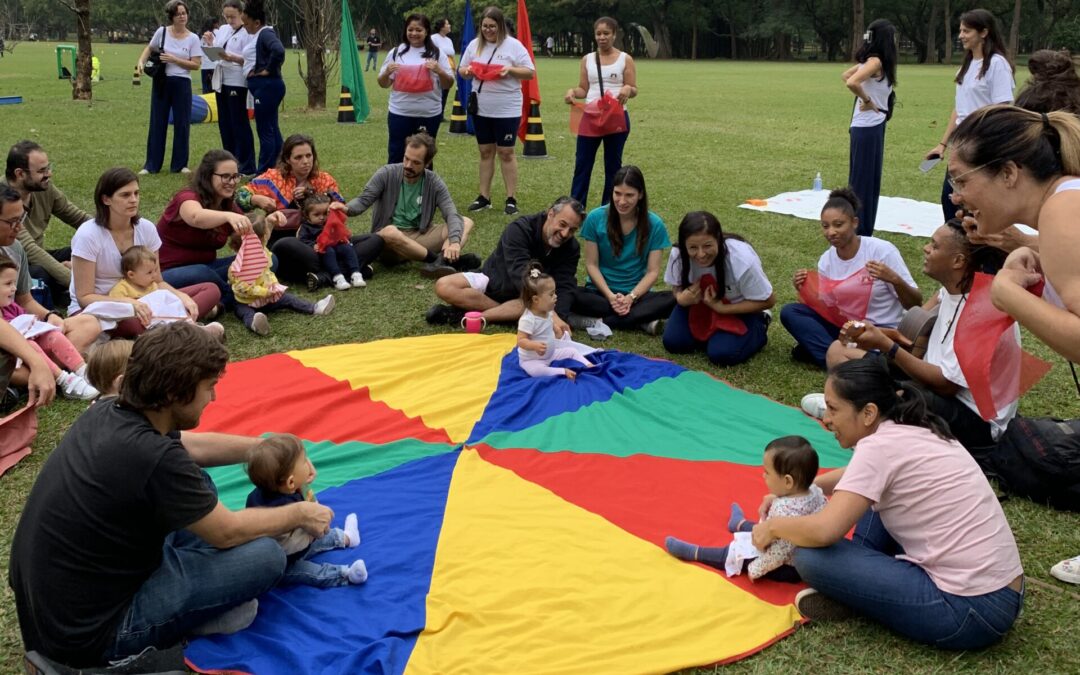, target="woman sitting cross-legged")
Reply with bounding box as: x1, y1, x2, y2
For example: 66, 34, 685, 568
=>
569, 166, 674, 336
753, 358, 1024, 650
661, 211, 775, 366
